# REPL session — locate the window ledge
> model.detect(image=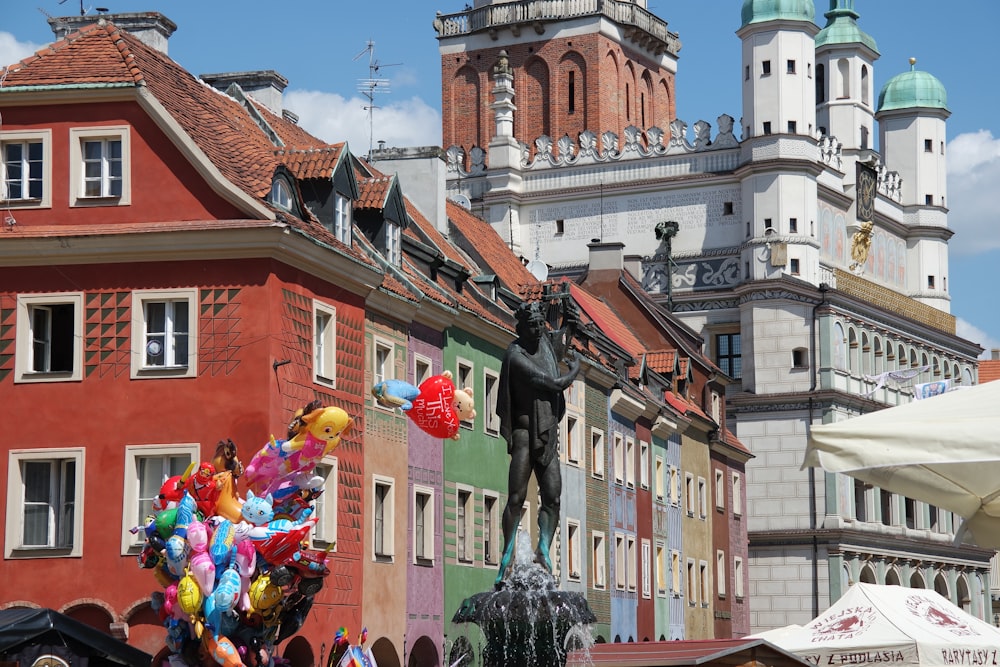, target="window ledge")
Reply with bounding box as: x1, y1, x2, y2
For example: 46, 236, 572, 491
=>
8, 546, 76, 559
